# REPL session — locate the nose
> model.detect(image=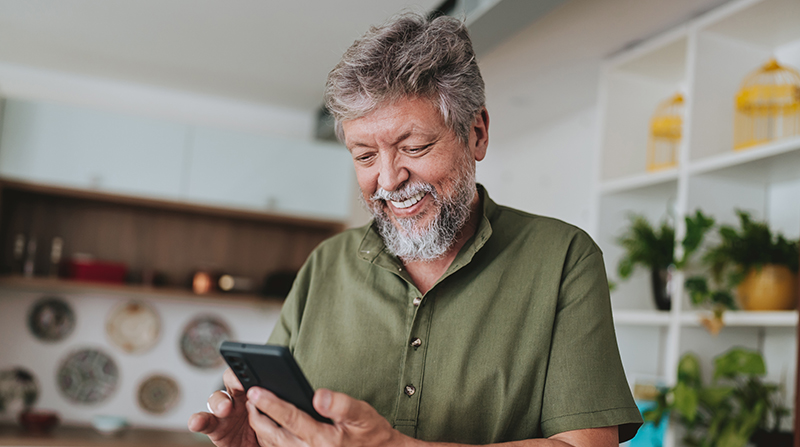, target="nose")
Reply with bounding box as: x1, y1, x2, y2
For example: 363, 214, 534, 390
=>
377, 154, 409, 192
